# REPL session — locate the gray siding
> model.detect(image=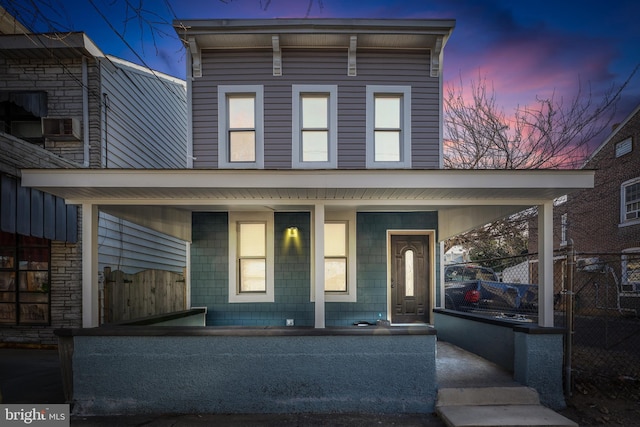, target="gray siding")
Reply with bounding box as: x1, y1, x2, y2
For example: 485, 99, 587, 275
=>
100, 59, 187, 168
98, 212, 186, 274
98, 60, 188, 277
192, 49, 440, 169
